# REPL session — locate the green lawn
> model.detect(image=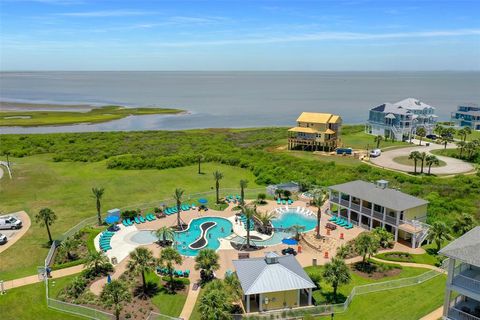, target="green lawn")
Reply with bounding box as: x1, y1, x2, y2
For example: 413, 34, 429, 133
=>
315, 274, 446, 320
0, 155, 260, 280
375, 251, 439, 266
145, 271, 188, 317
0, 275, 82, 320
341, 131, 408, 150
305, 263, 430, 304
0, 105, 182, 126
